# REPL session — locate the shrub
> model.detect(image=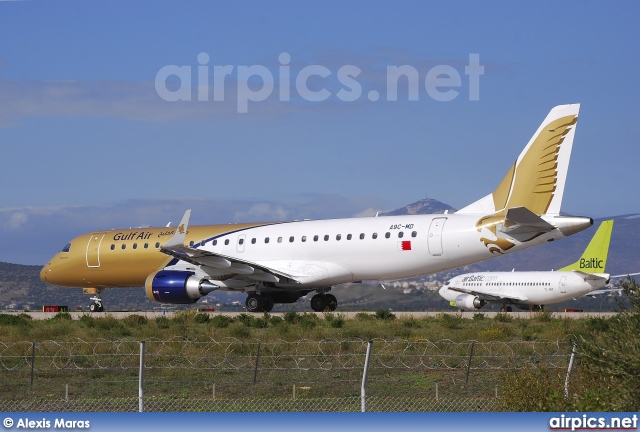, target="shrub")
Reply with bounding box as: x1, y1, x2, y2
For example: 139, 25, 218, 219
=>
355, 312, 374, 321
193, 313, 210, 324
284, 311, 300, 324
79, 315, 96, 327
437, 313, 463, 329
211, 315, 232, 328
375, 309, 396, 320
269, 315, 284, 326
229, 324, 251, 339
155, 316, 170, 329
0, 314, 28, 326
51, 312, 72, 321
494, 312, 513, 322
472, 313, 485, 321
125, 314, 148, 326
